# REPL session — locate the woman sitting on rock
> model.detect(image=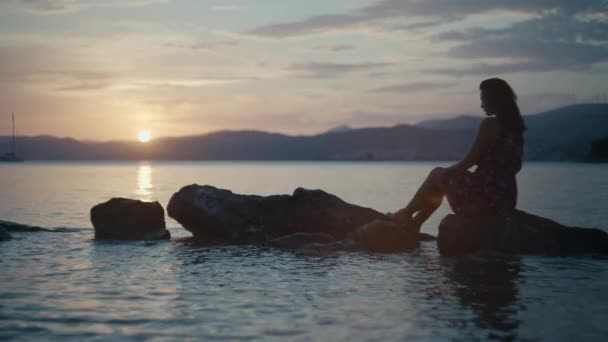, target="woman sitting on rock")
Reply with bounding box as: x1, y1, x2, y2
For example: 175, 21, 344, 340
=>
392, 78, 525, 232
